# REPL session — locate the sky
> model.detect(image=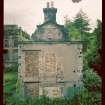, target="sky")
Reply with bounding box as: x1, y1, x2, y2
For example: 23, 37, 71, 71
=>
4, 0, 102, 35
